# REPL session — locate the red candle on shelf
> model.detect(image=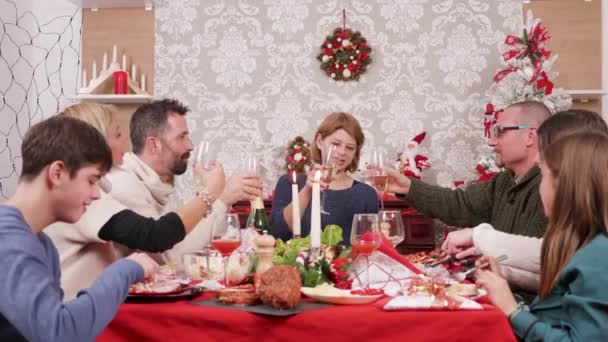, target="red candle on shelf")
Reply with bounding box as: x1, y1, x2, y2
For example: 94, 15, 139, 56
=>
113, 71, 128, 94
